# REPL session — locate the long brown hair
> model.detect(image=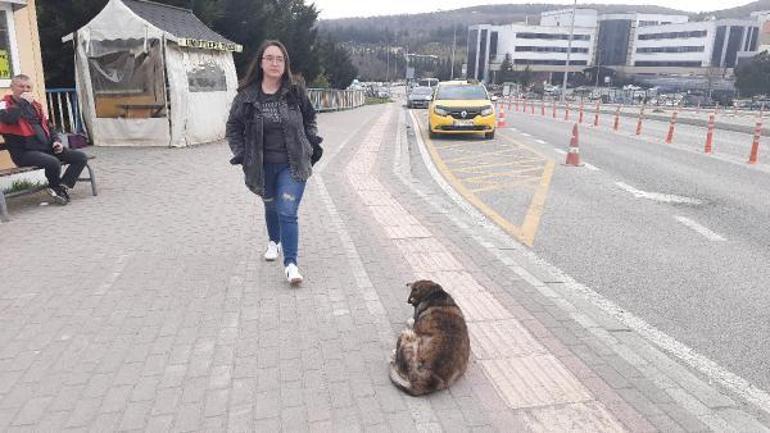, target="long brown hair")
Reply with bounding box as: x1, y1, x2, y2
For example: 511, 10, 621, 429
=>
238, 40, 294, 91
